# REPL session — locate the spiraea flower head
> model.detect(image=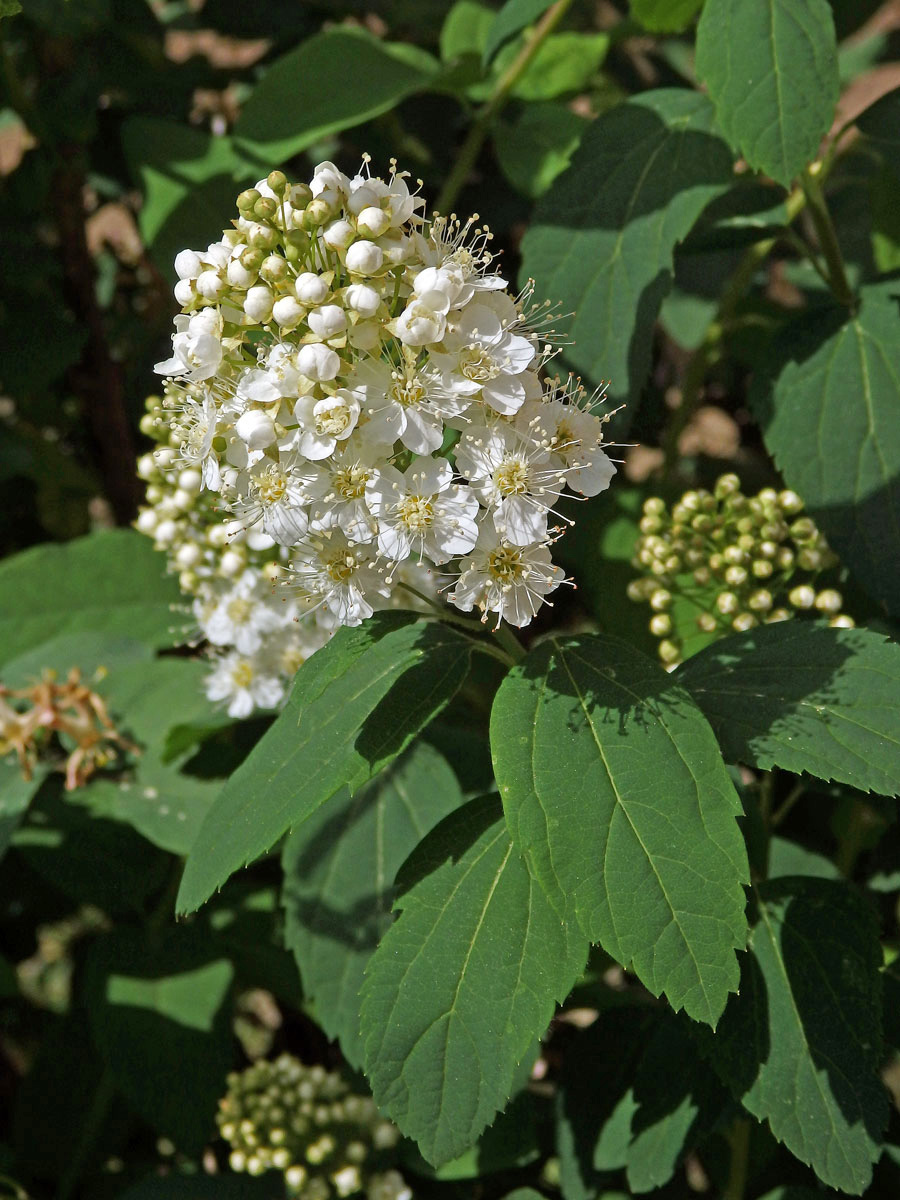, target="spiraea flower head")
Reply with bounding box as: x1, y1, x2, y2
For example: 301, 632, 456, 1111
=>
141, 158, 618, 708
628, 475, 854, 666
217, 1054, 409, 1200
